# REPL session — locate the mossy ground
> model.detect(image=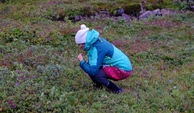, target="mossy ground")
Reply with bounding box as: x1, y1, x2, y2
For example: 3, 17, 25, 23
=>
0, 0, 194, 112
